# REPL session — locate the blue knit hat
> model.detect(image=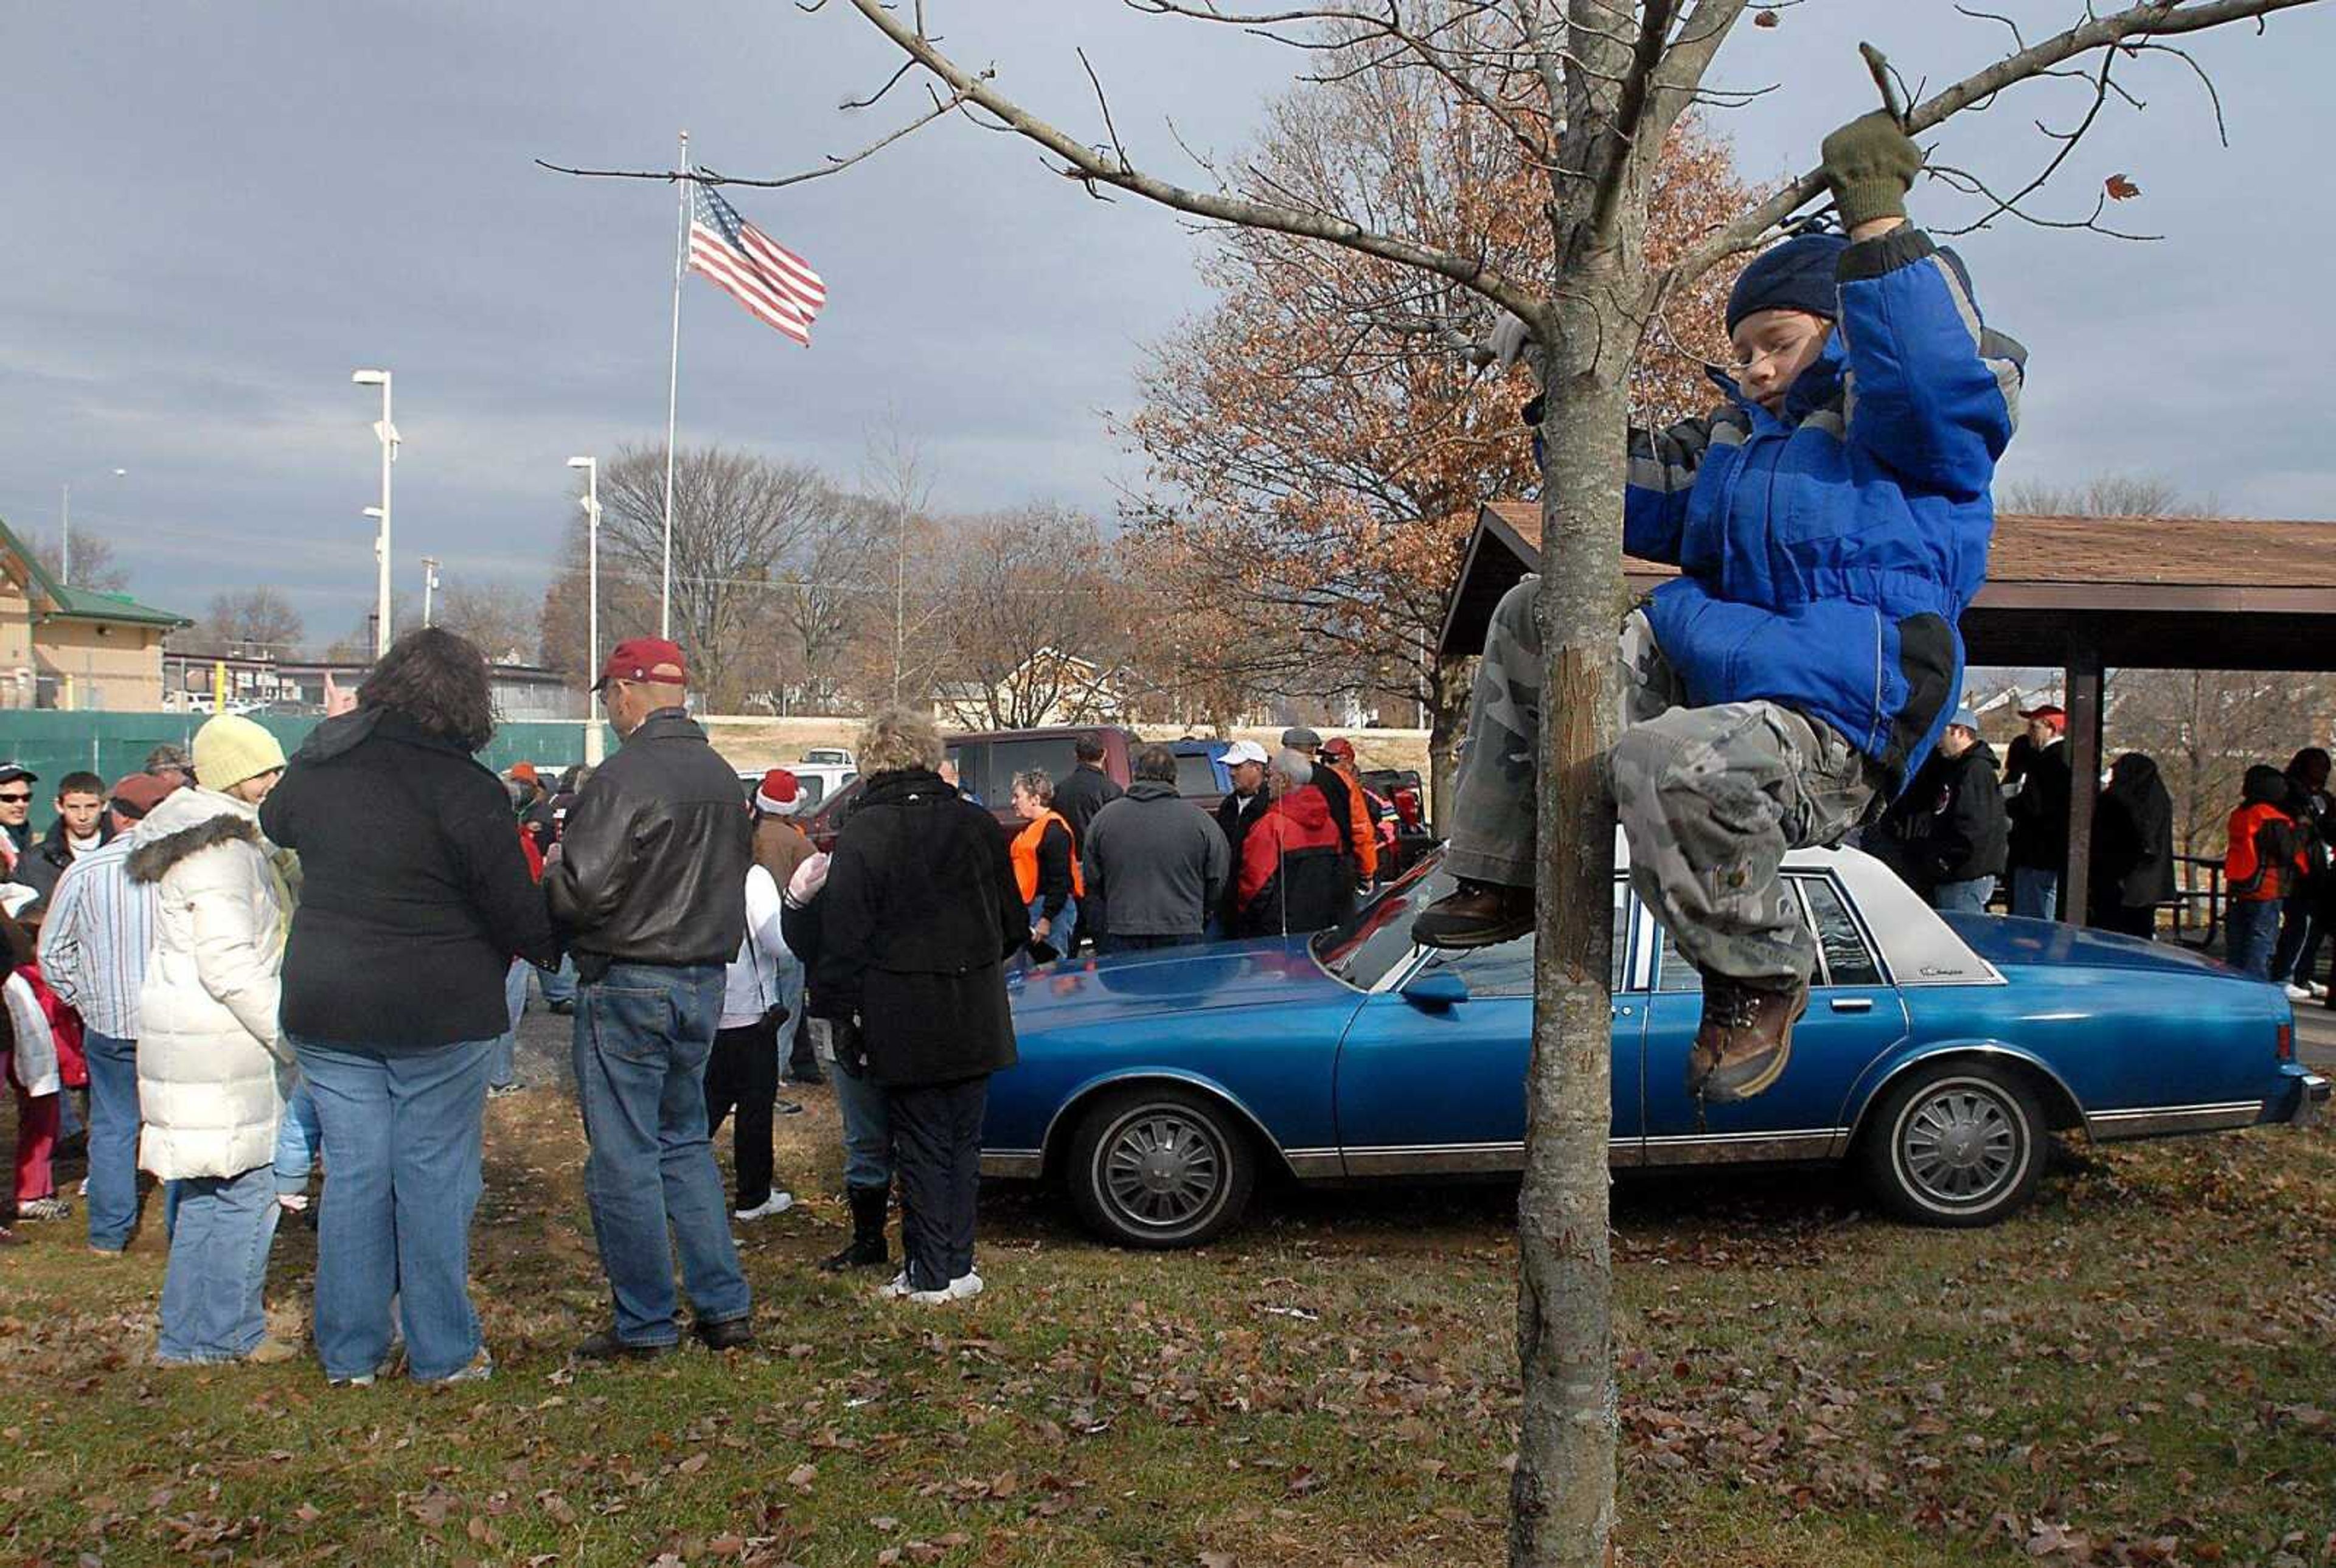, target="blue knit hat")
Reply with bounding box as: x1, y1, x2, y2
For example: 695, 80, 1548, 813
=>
1726, 231, 1850, 336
